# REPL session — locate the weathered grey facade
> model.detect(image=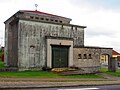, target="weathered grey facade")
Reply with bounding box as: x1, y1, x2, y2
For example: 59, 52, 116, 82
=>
4, 10, 112, 73
73, 46, 112, 73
